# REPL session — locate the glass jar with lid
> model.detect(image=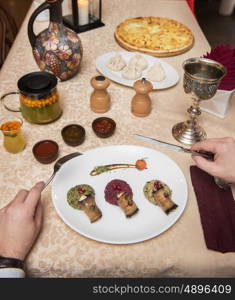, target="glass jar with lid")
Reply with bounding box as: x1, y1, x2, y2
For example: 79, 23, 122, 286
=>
1, 72, 62, 124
